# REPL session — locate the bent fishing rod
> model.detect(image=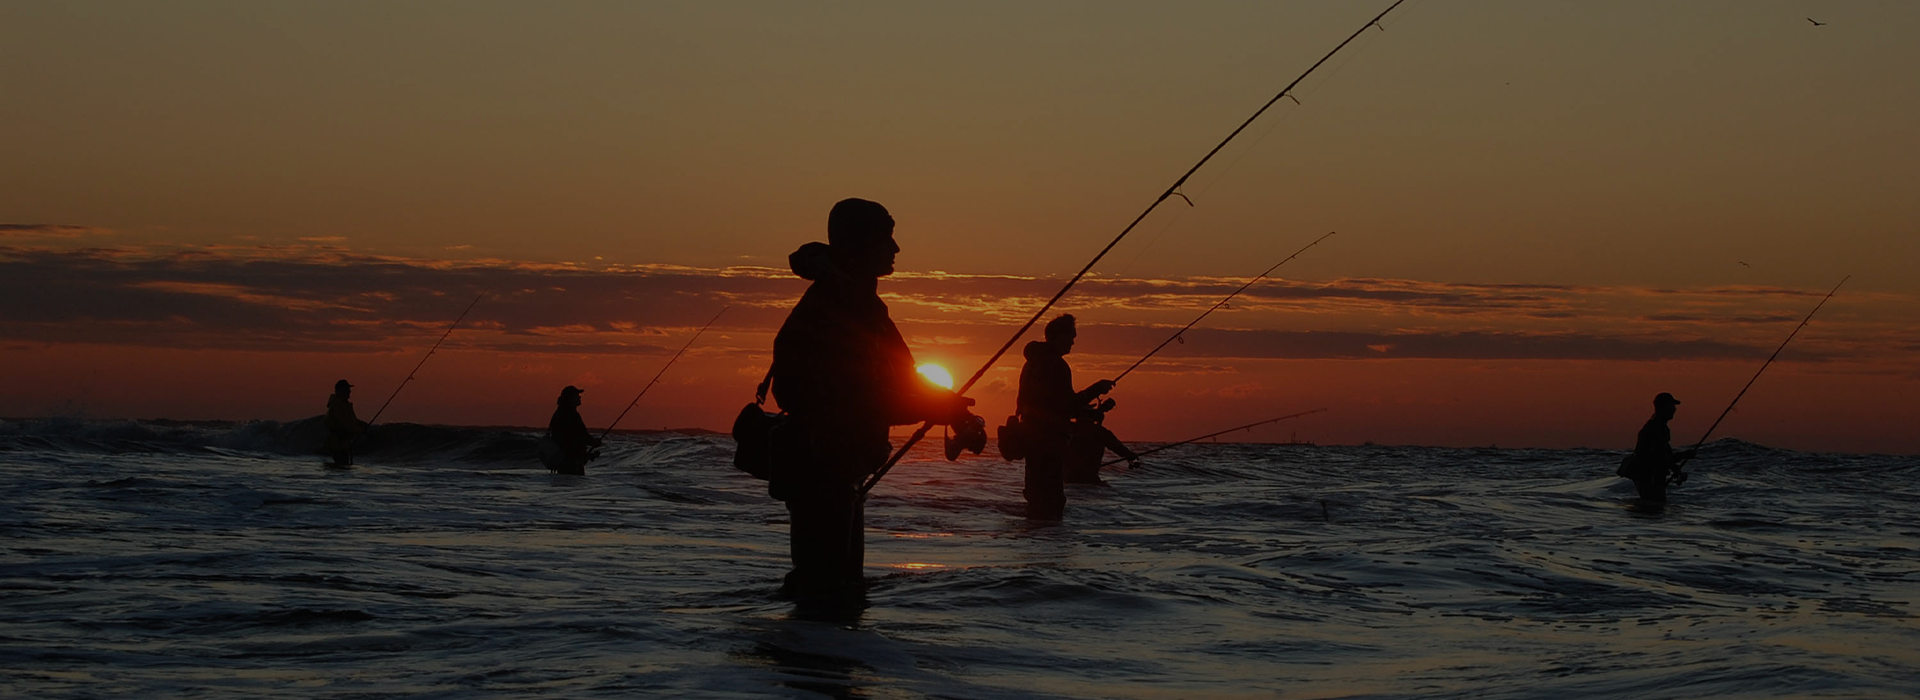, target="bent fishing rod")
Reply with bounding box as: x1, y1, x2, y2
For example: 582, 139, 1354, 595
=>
358, 288, 490, 442
1099, 408, 1329, 468
860, 1, 1408, 497
601, 306, 728, 439
1113, 231, 1336, 383
1672, 275, 1849, 483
